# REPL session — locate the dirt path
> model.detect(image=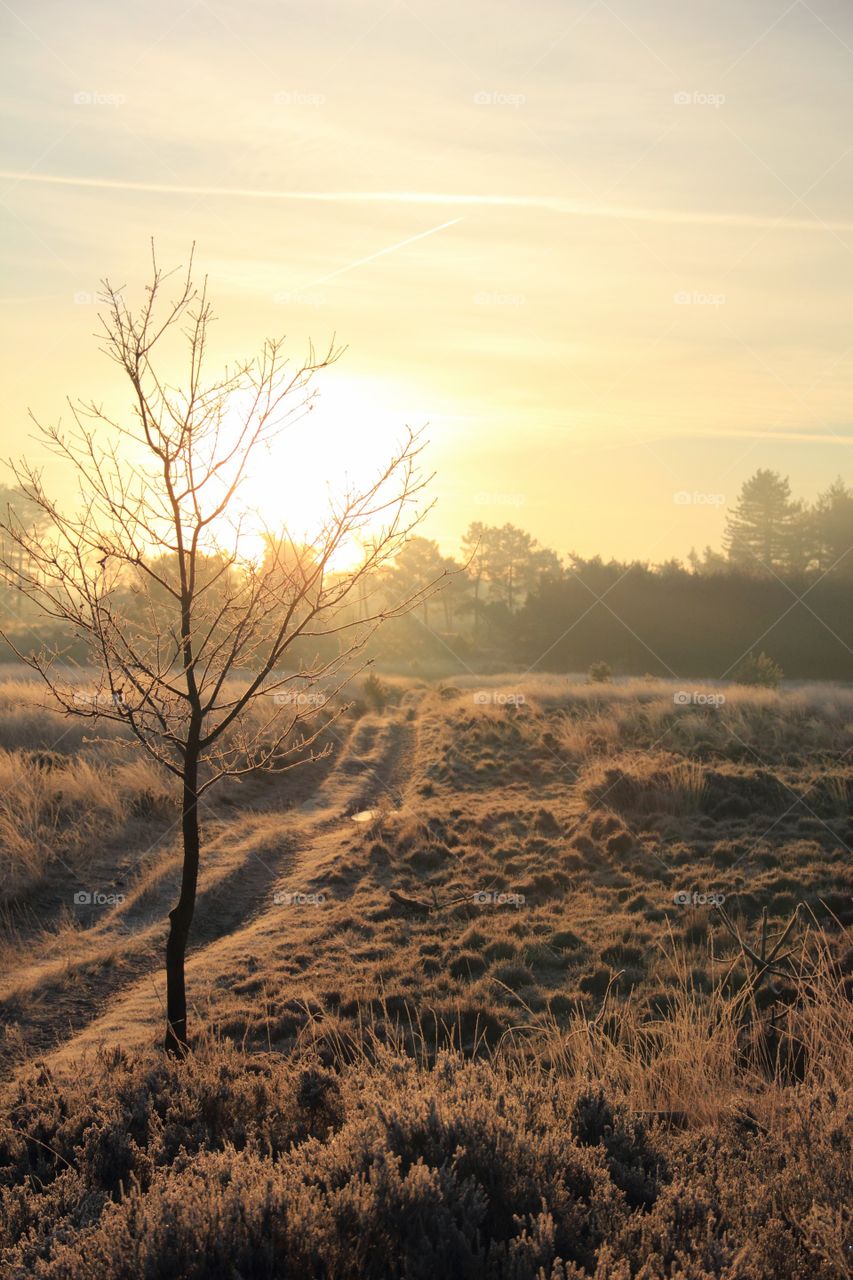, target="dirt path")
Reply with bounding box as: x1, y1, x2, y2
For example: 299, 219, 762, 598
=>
1, 707, 416, 1078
